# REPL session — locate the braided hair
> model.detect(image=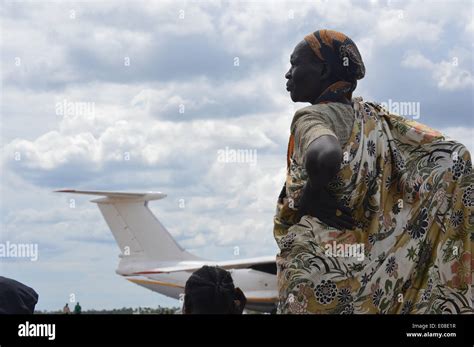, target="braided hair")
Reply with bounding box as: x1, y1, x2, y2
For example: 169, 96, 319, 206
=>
183, 266, 246, 314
